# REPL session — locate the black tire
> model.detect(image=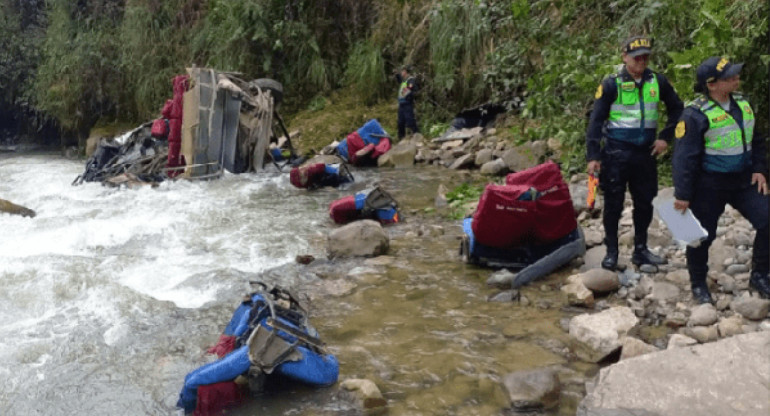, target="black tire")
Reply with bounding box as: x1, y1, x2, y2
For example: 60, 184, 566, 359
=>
252, 78, 284, 105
